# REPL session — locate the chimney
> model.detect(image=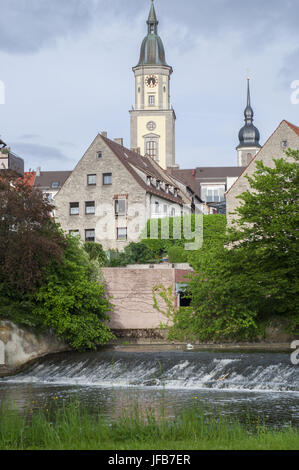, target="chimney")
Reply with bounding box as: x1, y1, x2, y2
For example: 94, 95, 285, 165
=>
36, 166, 41, 177
101, 131, 107, 138
132, 147, 141, 154
114, 138, 124, 146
